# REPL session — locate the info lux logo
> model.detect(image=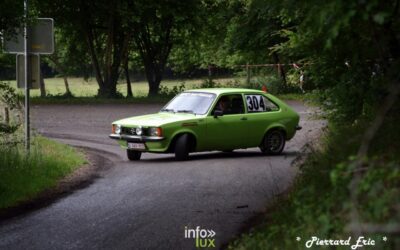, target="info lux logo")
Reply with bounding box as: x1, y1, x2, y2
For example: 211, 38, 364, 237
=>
185, 226, 216, 248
